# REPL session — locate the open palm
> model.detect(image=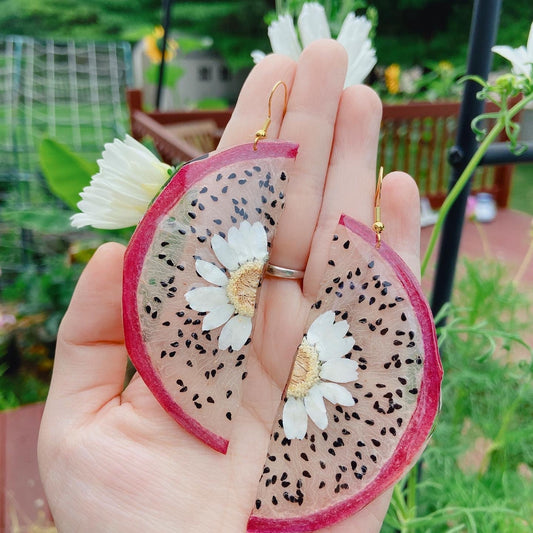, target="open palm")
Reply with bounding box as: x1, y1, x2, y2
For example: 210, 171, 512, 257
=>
38, 40, 420, 533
